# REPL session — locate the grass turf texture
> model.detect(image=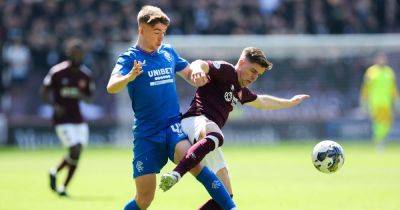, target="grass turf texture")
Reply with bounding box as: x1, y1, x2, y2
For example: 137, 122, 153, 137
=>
1, 142, 399, 210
